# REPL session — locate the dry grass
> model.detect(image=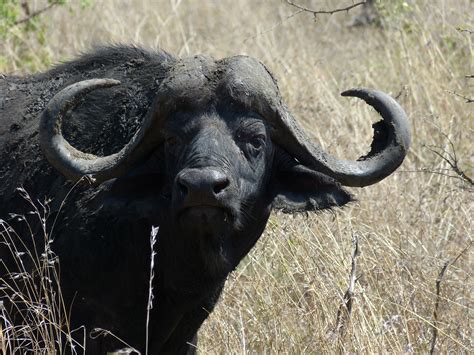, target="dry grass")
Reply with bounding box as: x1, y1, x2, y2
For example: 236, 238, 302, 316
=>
1, 0, 473, 353
0, 189, 81, 353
